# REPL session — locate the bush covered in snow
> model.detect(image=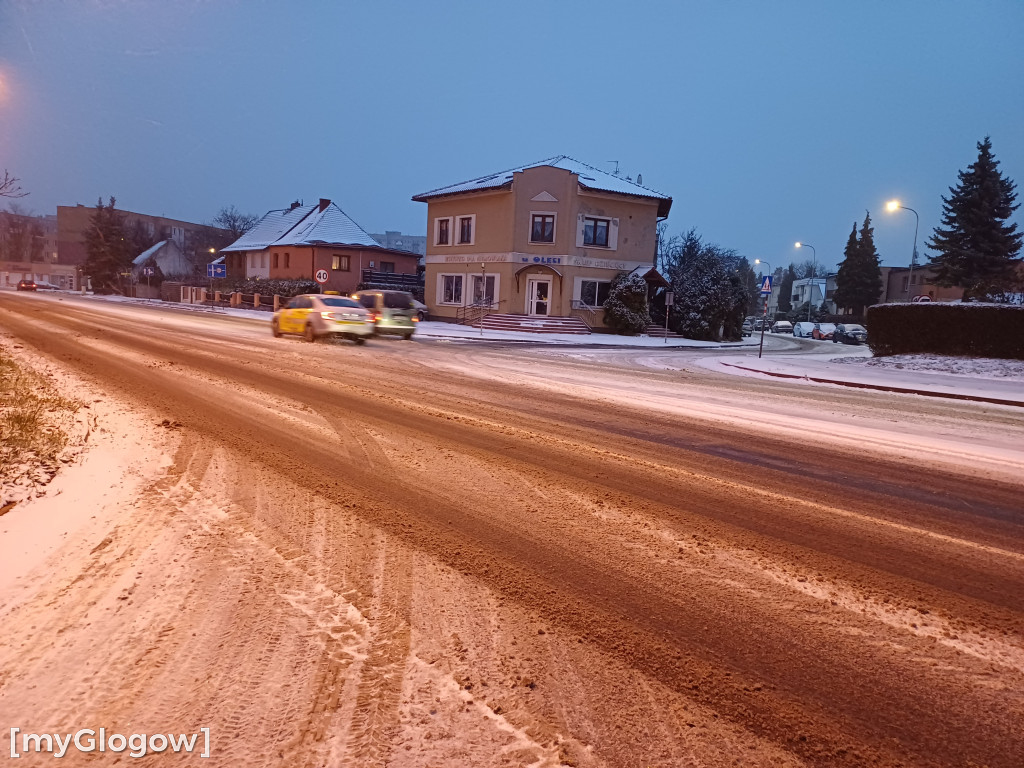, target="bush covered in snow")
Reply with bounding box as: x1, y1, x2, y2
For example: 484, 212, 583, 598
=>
602, 272, 651, 335
866, 303, 1024, 359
